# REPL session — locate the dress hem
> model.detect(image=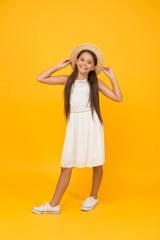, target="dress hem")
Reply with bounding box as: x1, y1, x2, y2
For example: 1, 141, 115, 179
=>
61, 160, 105, 168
